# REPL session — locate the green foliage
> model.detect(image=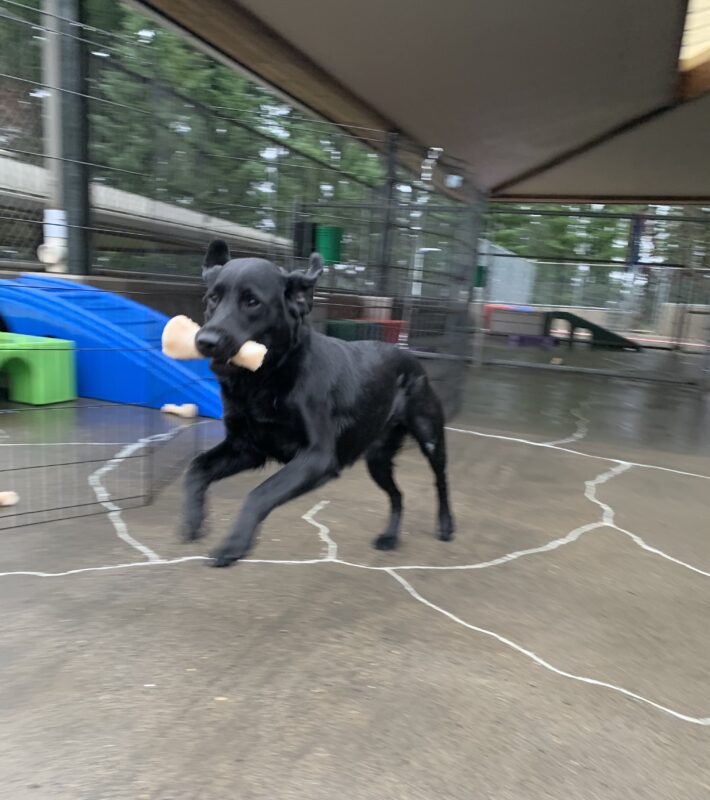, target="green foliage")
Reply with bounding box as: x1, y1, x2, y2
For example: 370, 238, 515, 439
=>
5, 0, 710, 290
0, 0, 41, 81
488, 203, 710, 307
82, 0, 385, 238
